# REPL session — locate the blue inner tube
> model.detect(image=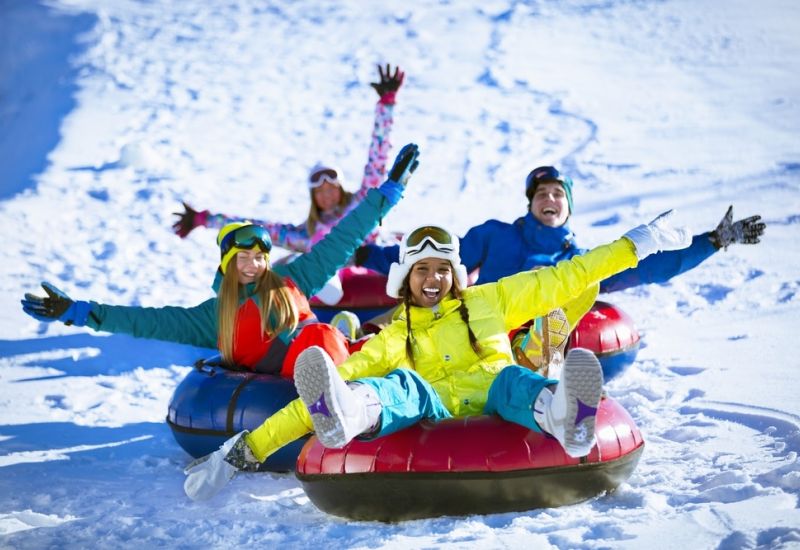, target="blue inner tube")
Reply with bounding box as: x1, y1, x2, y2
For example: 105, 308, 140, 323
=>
166, 359, 307, 472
